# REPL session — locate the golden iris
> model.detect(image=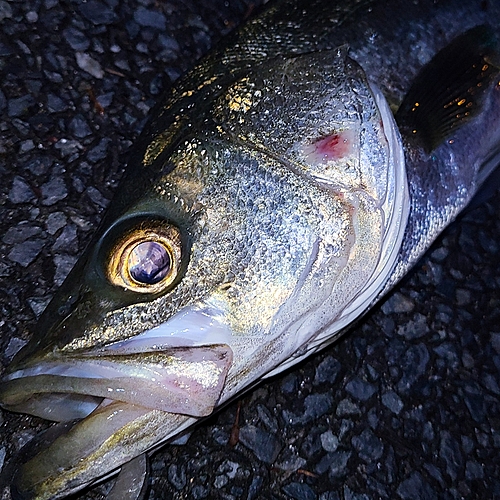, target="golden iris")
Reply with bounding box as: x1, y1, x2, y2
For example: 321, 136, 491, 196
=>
107, 223, 182, 294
